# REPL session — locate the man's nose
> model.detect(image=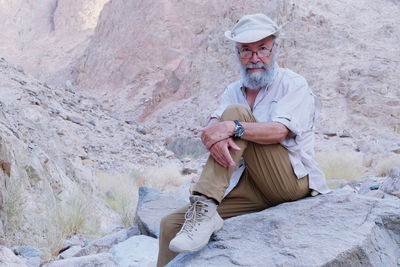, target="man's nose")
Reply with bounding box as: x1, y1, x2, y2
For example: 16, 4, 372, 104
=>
249, 51, 261, 63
